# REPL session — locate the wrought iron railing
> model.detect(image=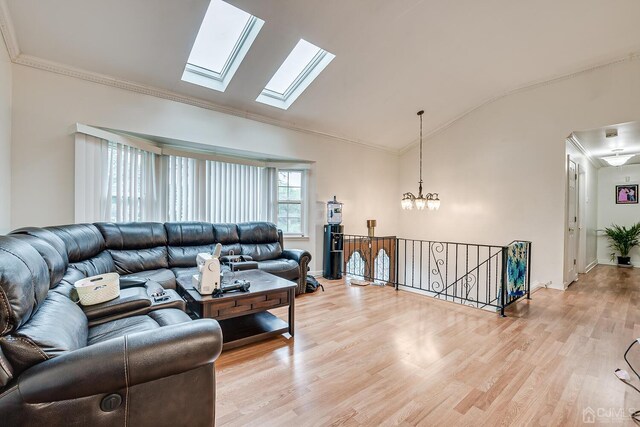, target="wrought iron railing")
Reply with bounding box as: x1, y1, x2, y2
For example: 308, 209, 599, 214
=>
342, 235, 531, 316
